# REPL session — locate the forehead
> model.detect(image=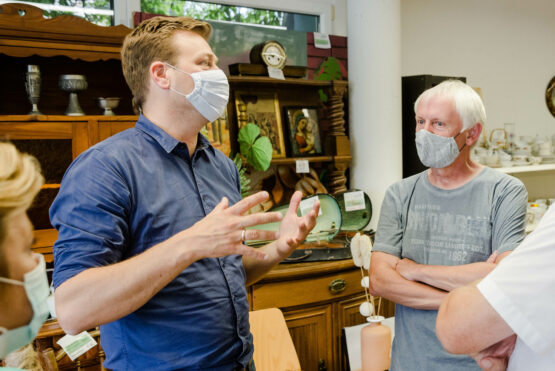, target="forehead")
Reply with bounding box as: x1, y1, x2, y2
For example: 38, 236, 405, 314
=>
416, 94, 458, 119
171, 30, 215, 59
